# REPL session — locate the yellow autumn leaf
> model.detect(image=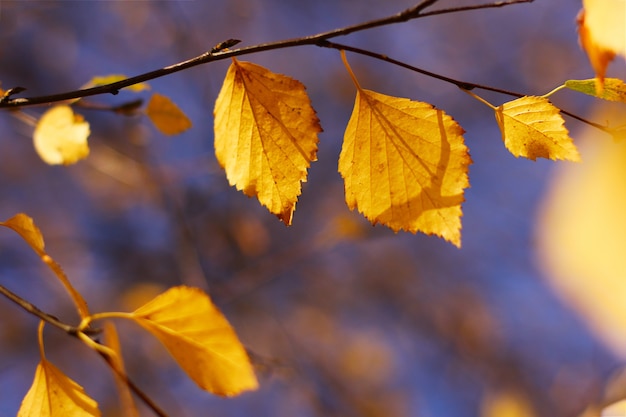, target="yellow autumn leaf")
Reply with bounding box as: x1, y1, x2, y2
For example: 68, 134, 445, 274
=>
0, 213, 90, 318
495, 96, 580, 162
130, 285, 258, 396
33, 105, 90, 165
0, 213, 45, 255
18, 359, 100, 417
213, 59, 321, 225
537, 107, 626, 356
601, 400, 626, 417
103, 323, 138, 417
146, 93, 192, 135
578, 0, 626, 90
565, 78, 626, 102
338, 89, 470, 247
83, 74, 149, 92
